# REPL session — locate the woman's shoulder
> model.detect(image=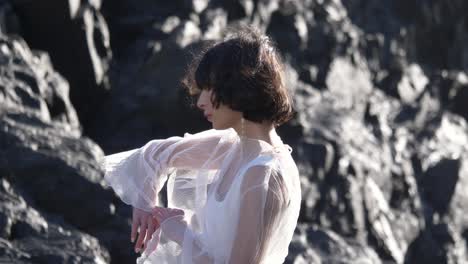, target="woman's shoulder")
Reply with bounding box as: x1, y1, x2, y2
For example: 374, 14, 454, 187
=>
182, 128, 237, 140
243, 152, 300, 194
248, 149, 296, 171
182, 128, 227, 137
240, 156, 285, 188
